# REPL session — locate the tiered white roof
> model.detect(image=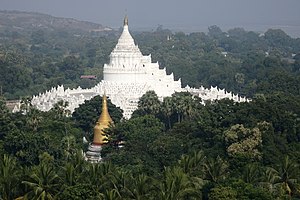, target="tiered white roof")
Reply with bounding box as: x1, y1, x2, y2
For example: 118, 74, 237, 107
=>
105, 16, 143, 72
